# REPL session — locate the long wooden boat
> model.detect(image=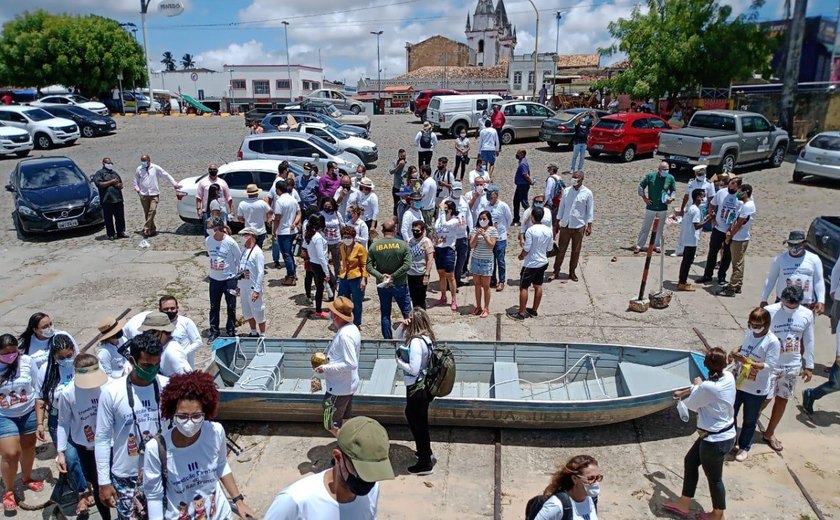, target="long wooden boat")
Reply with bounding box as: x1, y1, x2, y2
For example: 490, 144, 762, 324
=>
207, 338, 706, 429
